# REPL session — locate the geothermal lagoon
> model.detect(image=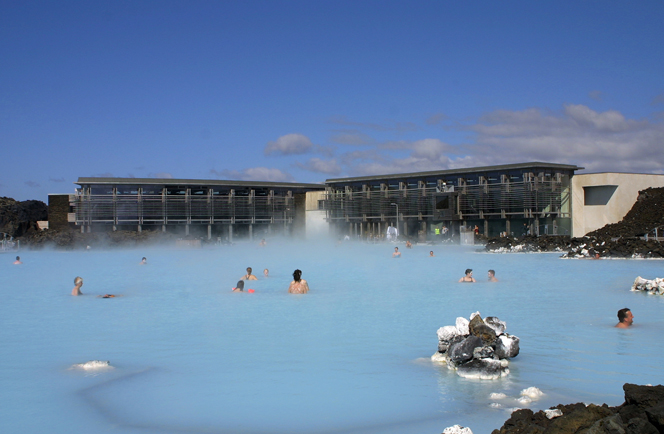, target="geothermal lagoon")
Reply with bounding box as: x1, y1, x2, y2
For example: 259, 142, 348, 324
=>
2, 241, 663, 433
